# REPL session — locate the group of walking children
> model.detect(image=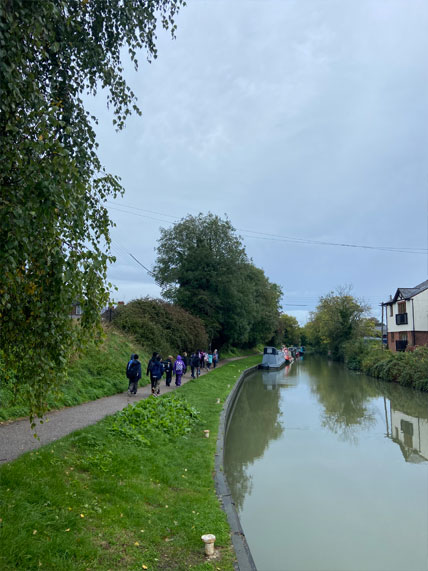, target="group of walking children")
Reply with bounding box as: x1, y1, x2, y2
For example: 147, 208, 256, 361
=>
126, 349, 219, 396
146, 352, 186, 396
189, 349, 218, 378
